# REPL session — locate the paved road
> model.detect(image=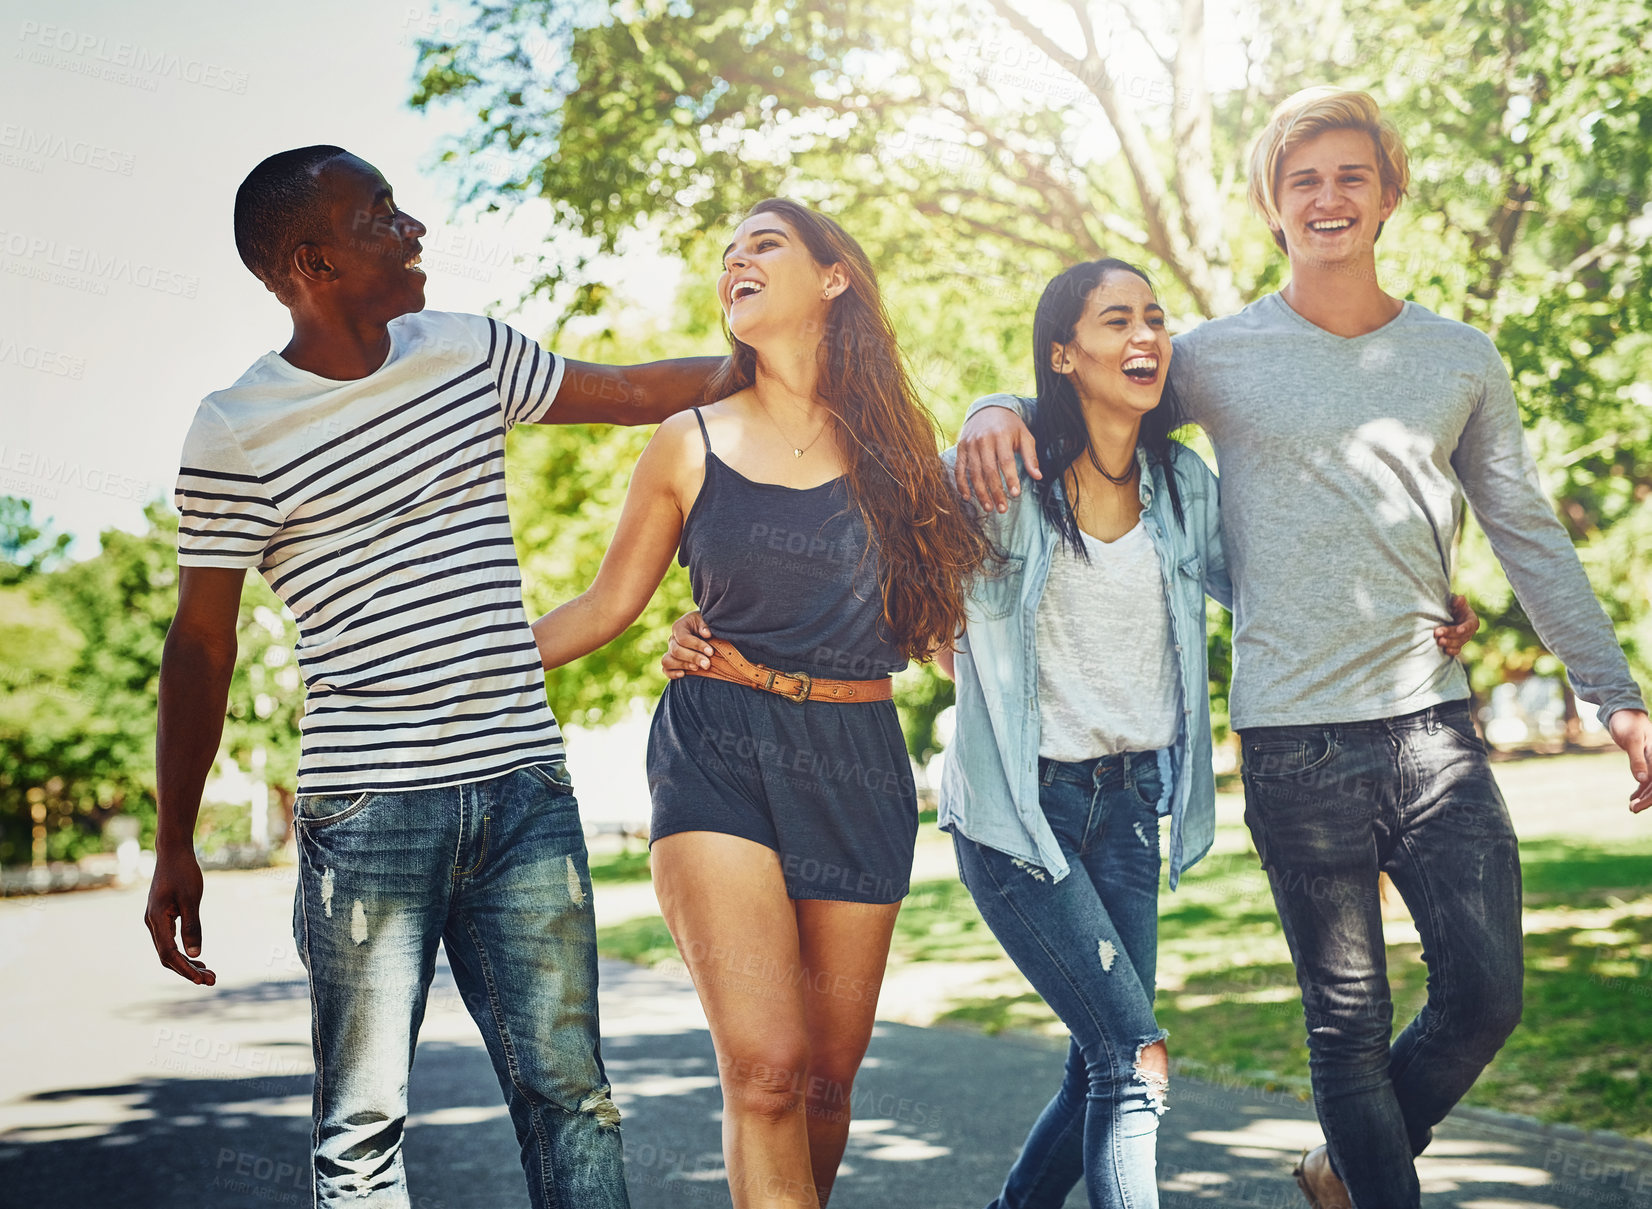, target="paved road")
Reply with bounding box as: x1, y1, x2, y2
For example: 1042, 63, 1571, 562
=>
4, 848, 1651, 1209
